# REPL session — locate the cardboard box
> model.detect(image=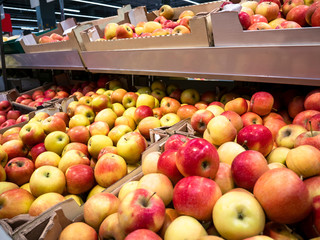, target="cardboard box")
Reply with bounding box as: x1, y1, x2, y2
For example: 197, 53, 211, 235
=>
20, 18, 82, 54
81, 1, 224, 51
211, 10, 320, 47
